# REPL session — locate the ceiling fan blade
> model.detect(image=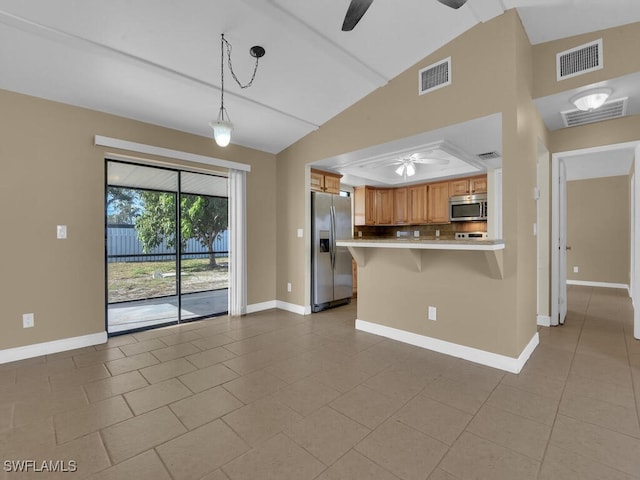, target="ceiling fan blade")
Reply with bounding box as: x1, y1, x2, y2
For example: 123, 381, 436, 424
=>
412, 158, 449, 165
342, 0, 374, 31
436, 0, 468, 9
